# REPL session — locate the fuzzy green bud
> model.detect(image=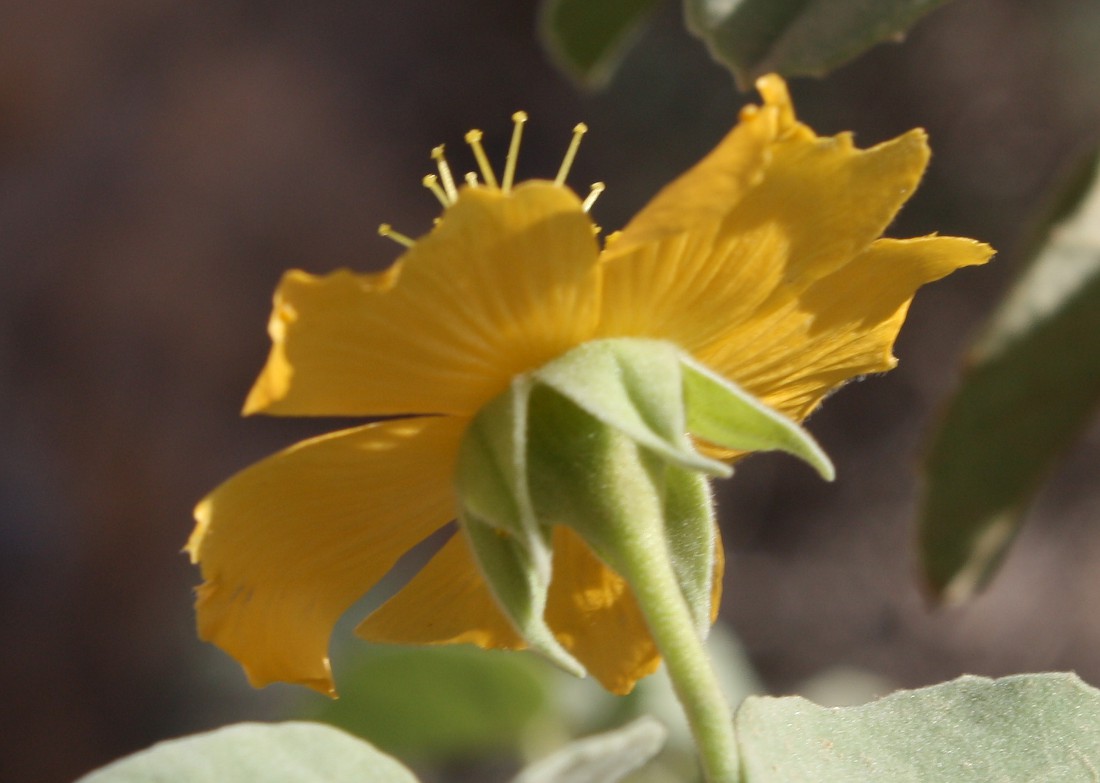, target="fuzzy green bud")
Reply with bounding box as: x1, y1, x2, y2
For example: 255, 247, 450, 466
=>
455, 338, 833, 675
